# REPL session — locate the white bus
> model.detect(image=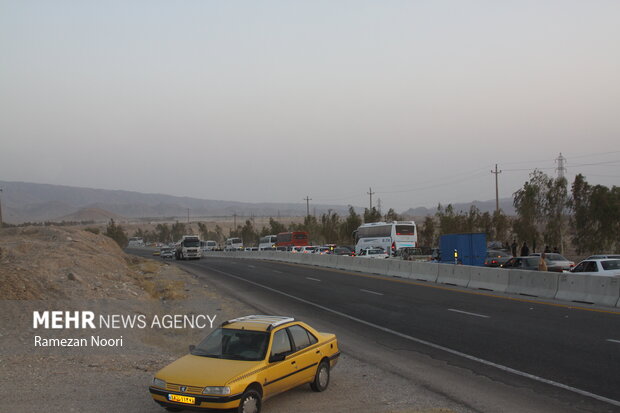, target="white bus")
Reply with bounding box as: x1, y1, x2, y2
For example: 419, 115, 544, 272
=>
258, 235, 278, 250
224, 237, 243, 251
354, 221, 417, 256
